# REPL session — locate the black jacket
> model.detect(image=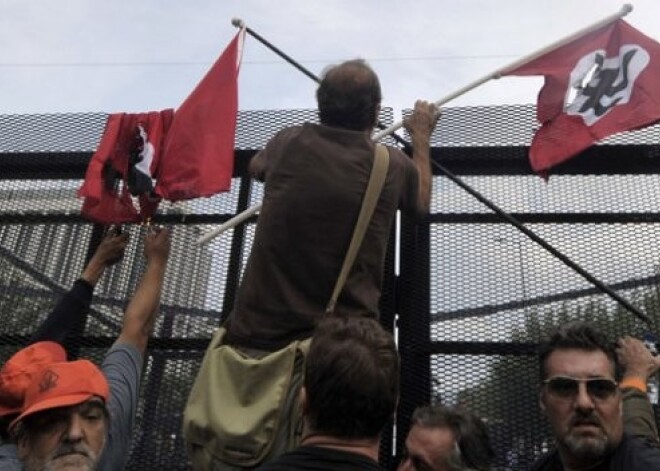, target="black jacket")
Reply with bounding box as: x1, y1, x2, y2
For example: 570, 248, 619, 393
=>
529, 433, 660, 471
